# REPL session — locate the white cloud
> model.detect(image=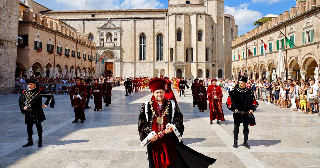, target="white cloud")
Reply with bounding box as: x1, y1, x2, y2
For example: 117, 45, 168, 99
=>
252, 0, 285, 5
224, 3, 263, 36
